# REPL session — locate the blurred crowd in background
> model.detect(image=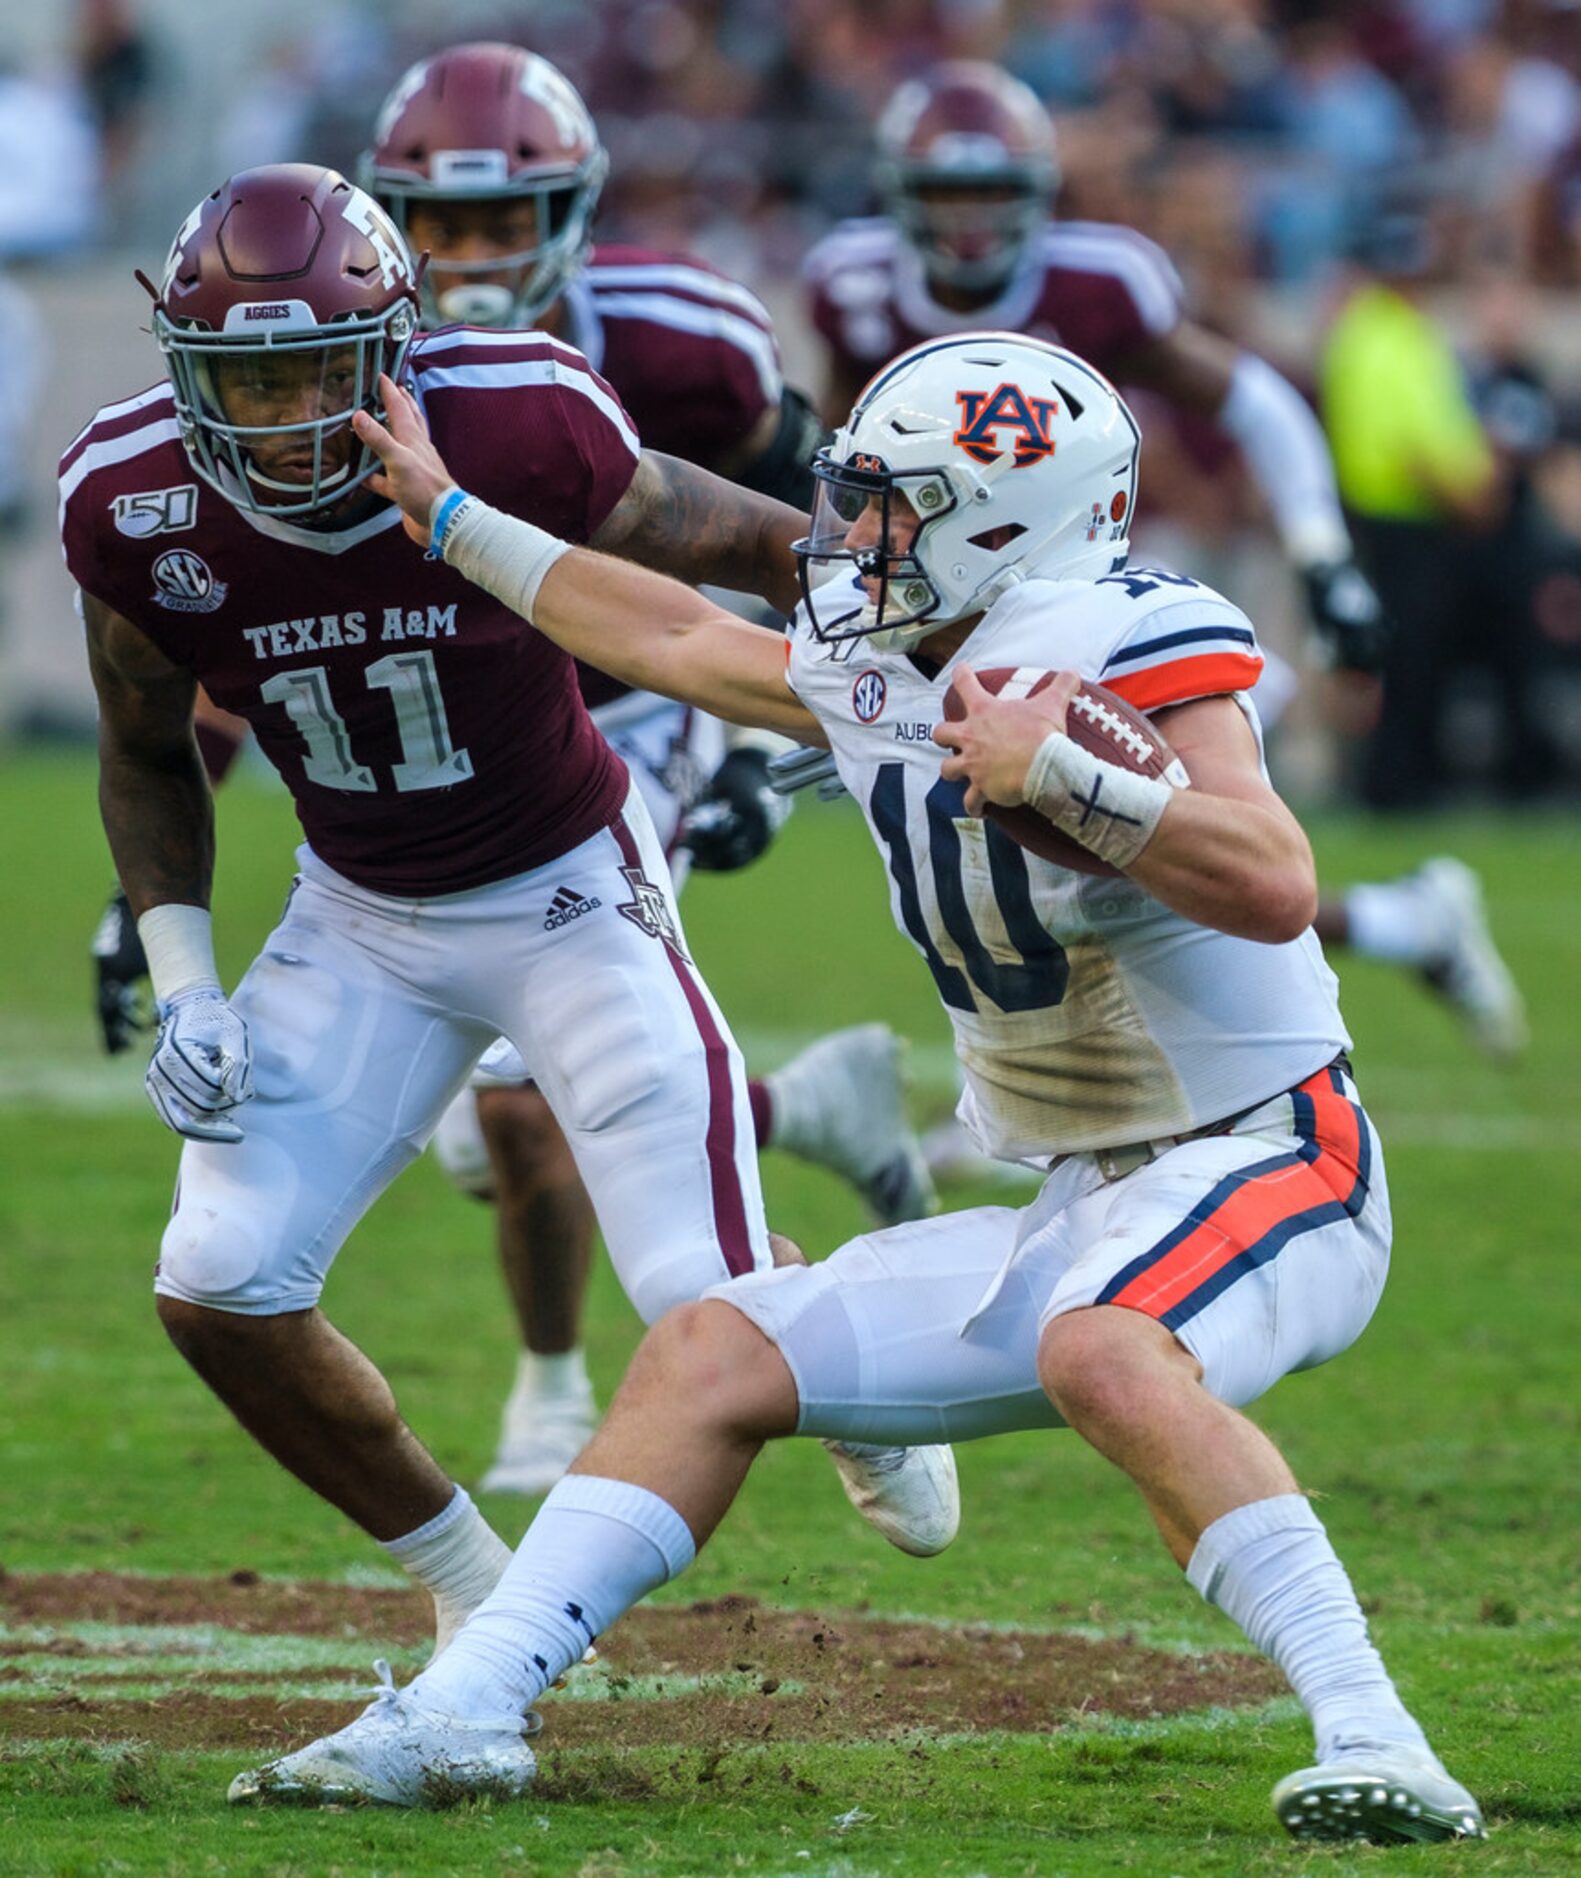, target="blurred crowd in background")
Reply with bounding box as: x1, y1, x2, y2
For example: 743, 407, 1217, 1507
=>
4, 0, 1581, 800
11, 0, 1581, 284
